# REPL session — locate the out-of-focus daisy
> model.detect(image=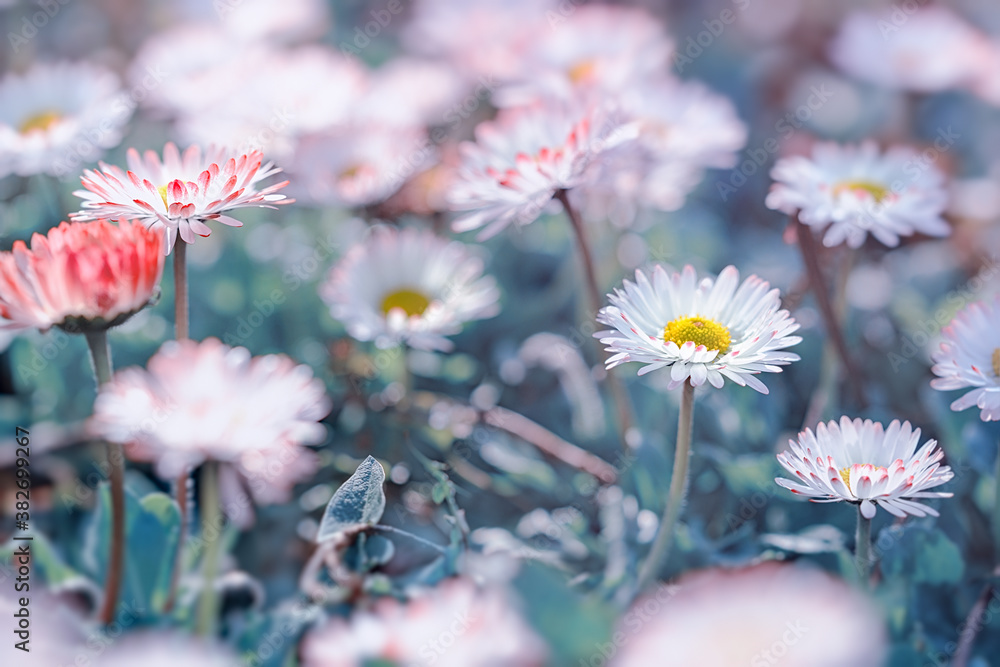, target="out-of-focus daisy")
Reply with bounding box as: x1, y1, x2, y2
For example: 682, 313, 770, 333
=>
403, 0, 554, 81
931, 296, 1000, 422
98, 631, 239, 667
358, 58, 467, 129
288, 126, 432, 208
174, 46, 367, 159
90, 337, 330, 504
775, 417, 953, 519
612, 563, 887, 667
320, 227, 500, 351
301, 578, 548, 667
0, 61, 131, 178
0, 220, 164, 332
71, 142, 291, 253
596, 265, 801, 393
766, 140, 950, 248
830, 7, 987, 92
449, 103, 637, 238
495, 4, 674, 107
574, 77, 745, 226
